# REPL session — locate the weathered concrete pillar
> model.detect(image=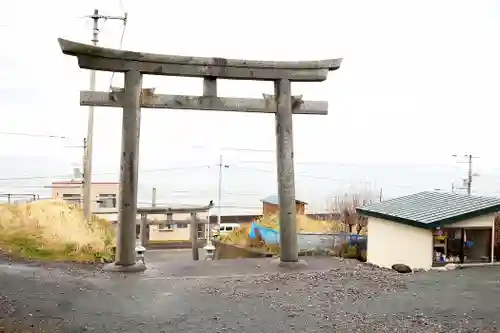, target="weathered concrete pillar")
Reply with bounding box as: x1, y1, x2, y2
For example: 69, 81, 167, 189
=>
105, 69, 145, 272
203, 77, 217, 97
191, 213, 199, 261
139, 213, 148, 246
274, 78, 298, 263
